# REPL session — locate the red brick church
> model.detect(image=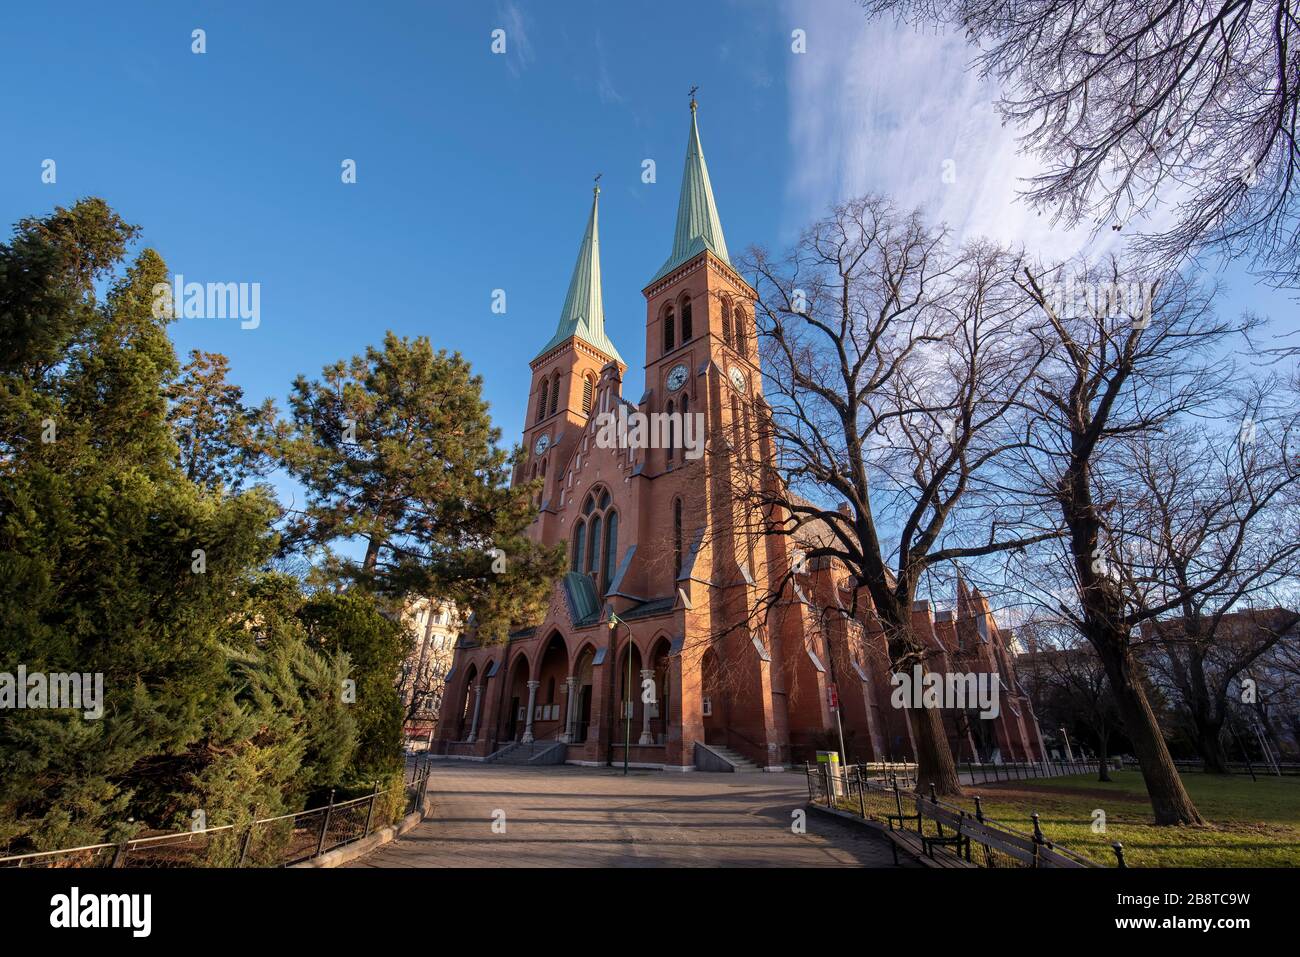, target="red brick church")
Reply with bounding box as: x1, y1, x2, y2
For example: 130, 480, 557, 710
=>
433, 100, 1045, 771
